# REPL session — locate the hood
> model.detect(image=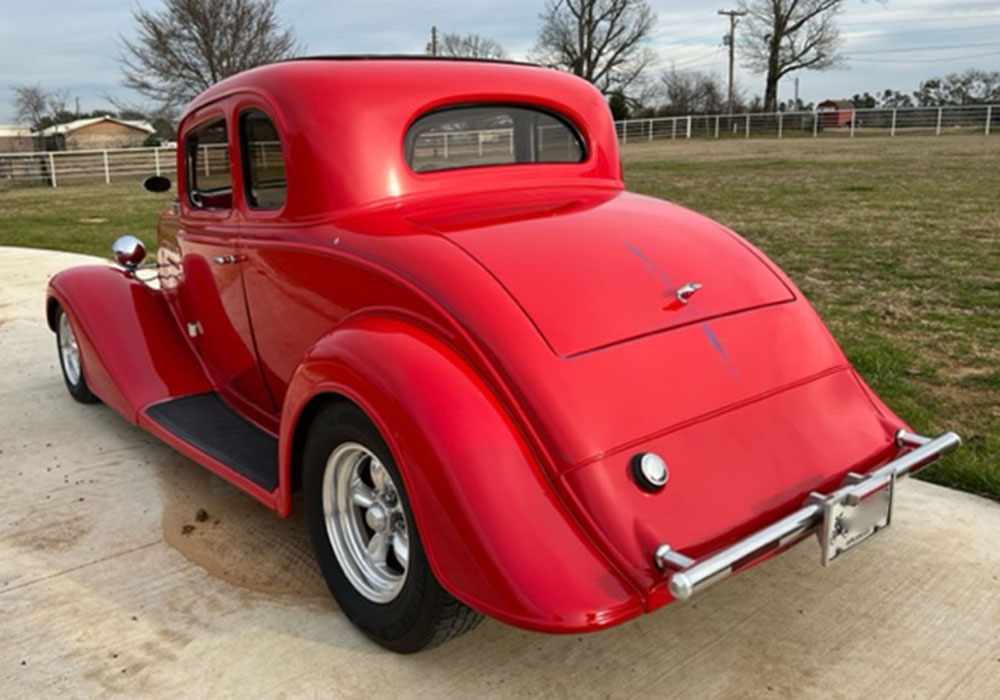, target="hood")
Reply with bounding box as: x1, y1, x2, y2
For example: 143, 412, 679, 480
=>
412, 190, 794, 357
